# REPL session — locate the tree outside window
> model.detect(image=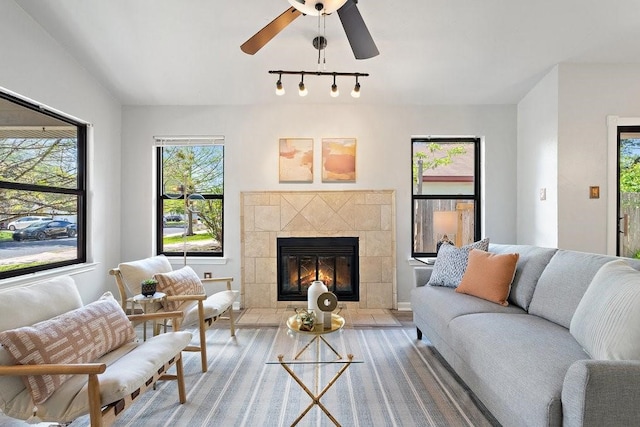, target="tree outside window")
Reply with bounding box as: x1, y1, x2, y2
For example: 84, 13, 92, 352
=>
412, 137, 480, 257
0, 93, 86, 279
157, 143, 224, 257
